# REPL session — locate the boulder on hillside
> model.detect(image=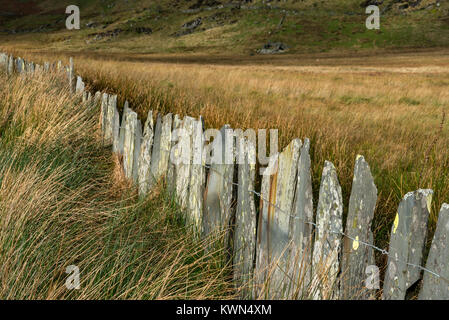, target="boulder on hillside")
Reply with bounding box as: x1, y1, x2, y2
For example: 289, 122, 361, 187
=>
257, 41, 289, 54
